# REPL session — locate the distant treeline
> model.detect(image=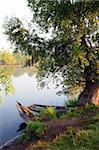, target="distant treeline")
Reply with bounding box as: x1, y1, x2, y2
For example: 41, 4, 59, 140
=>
0, 51, 31, 66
